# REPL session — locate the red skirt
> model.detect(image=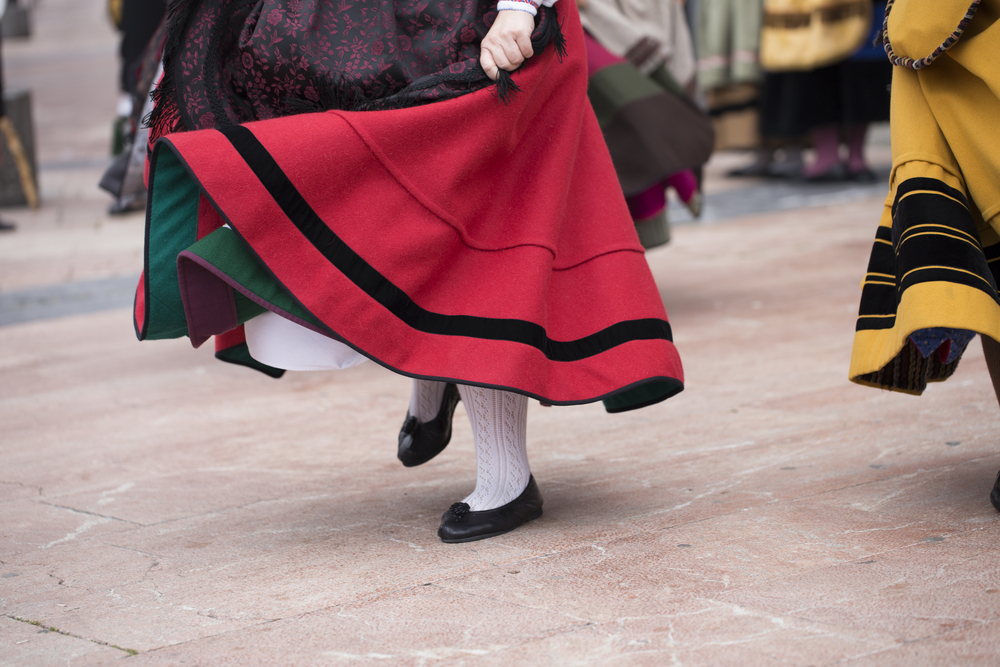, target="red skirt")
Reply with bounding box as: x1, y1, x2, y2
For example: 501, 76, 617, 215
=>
135, 1, 684, 412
